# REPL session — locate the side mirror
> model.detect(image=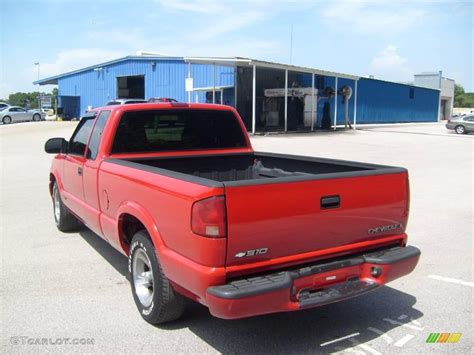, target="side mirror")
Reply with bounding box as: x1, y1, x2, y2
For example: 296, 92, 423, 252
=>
45, 138, 67, 154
